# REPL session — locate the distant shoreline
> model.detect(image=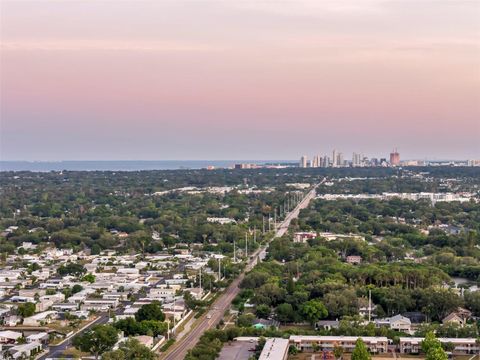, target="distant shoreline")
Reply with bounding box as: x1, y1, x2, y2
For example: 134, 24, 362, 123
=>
0, 160, 296, 172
